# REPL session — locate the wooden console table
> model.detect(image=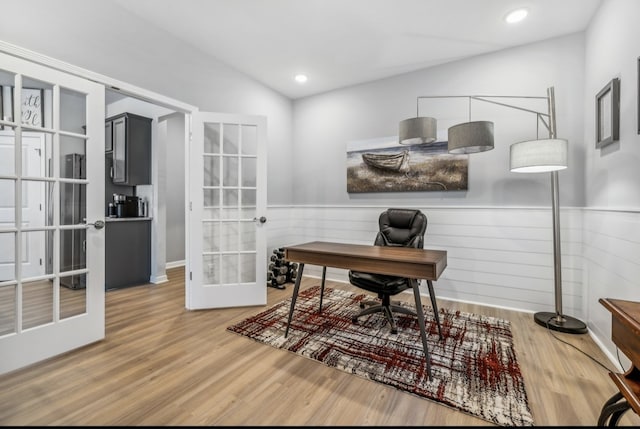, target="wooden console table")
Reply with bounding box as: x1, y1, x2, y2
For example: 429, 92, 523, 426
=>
282, 241, 447, 380
598, 298, 640, 426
